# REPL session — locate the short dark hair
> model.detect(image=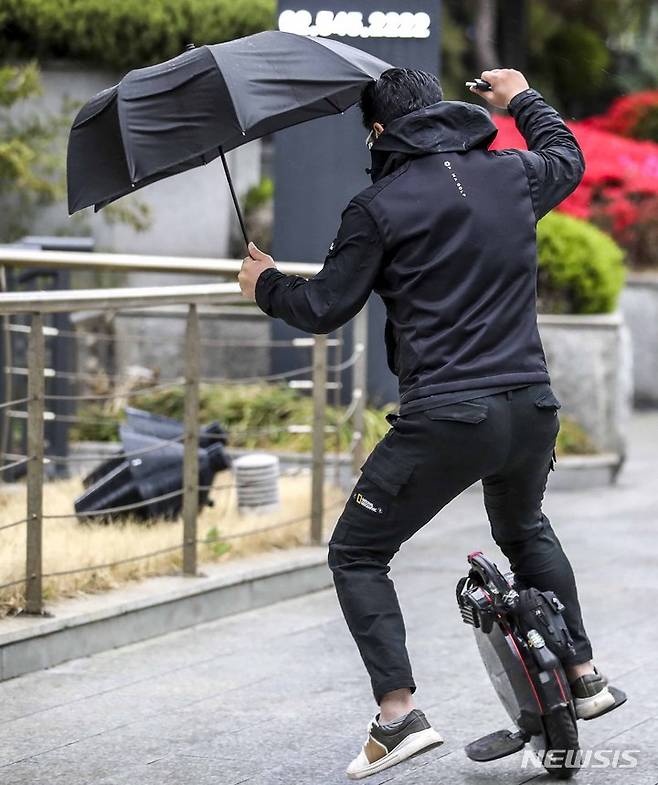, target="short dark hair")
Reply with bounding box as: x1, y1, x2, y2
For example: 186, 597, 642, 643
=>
360, 68, 443, 129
